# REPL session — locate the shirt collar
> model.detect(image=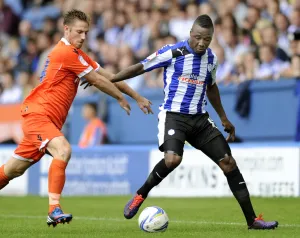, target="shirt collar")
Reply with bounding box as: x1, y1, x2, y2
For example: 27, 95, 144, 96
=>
61, 37, 71, 45
185, 40, 207, 56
